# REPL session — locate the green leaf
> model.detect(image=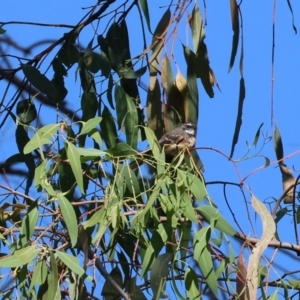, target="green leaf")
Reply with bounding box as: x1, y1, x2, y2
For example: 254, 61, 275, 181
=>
100, 106, 118, 148
14, 245, 40, 264
180, 171, 206, 202
180, 194, 198, 222
115, 84, 128, 128
57, 191, 78, 247
144, 126, 161, 159
79, 116, 102, 136
252, 123, 264, 146
150, 253, 172, 299
5, 153, 25, 165
115, 84, 138, 149
16, 99, 37, 124
190, 4, 204, 53
105, 142, 137, 157
56, 251, 85, 277
228, 0, 240, 72
0, 26, 6, 34
46, 252, 59, 300
83, 39, 111, 76
28, 260, 47, 293
126, 277, 147, 300
197, 206, 236, 235
24, 123, 60, 154
101, 267, 123, 297
0, 246, 39, 267
153, 8, 170, 41
229, 77, 245, 158
66, 141, 85, 194
194, 227, 218, 298
83, 206, 105, 229
117, 164, 140, 195
76, 147, 106, 158
20, 202, 39, 244
119, 65, 147, 79
21, 64, 59, 99
139, 0, 151, 33
274, 124, 284, 163
185, 268, 201, 300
